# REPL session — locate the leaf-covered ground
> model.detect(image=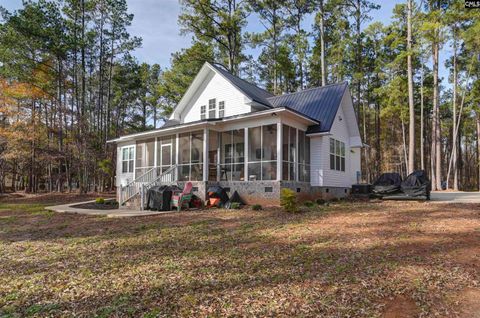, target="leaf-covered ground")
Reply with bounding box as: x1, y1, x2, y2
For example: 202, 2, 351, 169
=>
0, 196, 479, 317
